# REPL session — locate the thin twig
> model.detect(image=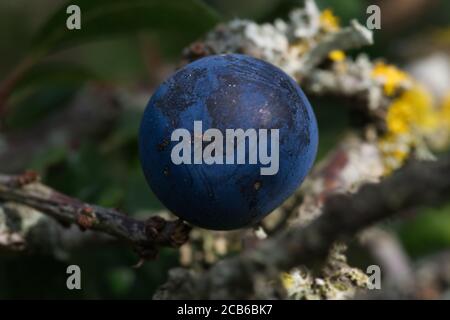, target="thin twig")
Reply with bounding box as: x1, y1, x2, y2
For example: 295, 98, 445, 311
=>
0, 171, 192, 260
